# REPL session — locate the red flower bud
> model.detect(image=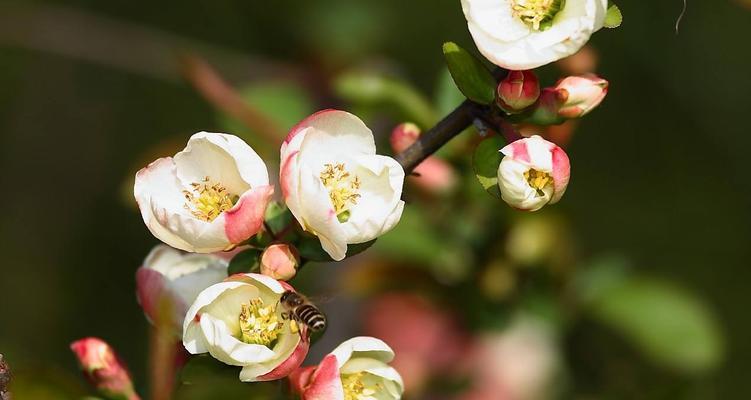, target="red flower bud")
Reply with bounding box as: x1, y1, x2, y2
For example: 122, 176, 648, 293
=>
496, 70, 540, 114
70, 338, 140, 400
555, 74, 608, 118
